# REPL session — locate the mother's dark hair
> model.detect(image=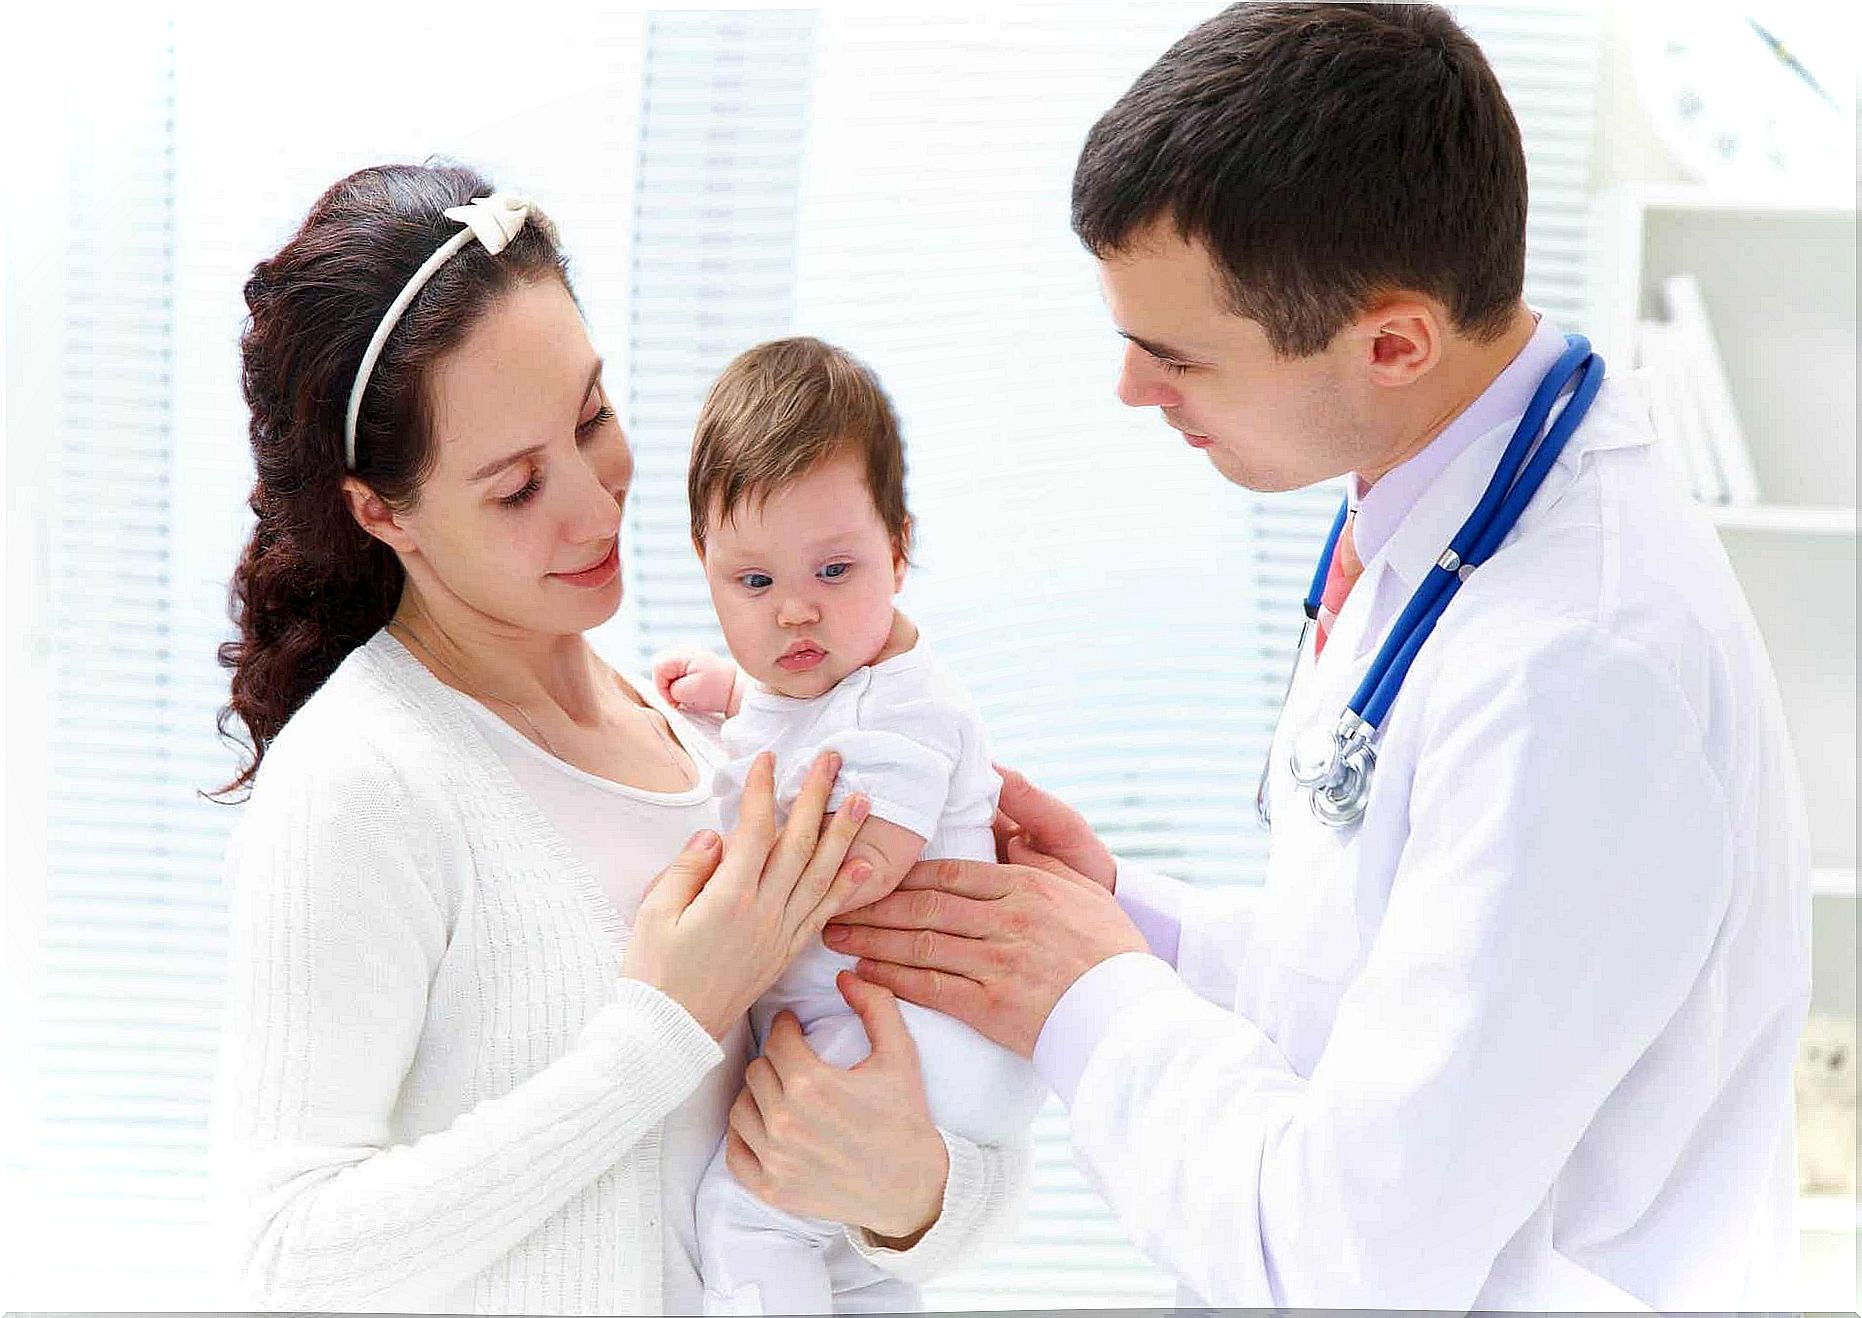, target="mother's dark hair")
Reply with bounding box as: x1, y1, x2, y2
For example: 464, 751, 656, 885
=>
213, 162, 570, 797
